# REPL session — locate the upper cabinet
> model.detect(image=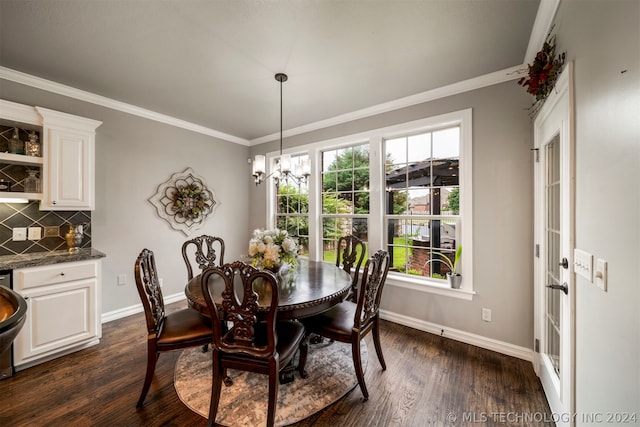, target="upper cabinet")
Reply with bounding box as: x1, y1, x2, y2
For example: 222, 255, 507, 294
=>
0, 100, 101, 210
